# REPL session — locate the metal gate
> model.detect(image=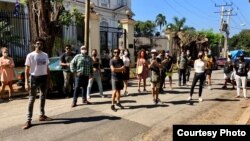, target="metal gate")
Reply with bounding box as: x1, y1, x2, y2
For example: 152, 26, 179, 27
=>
0, 10, 30, 67
100, 26, 126, 67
